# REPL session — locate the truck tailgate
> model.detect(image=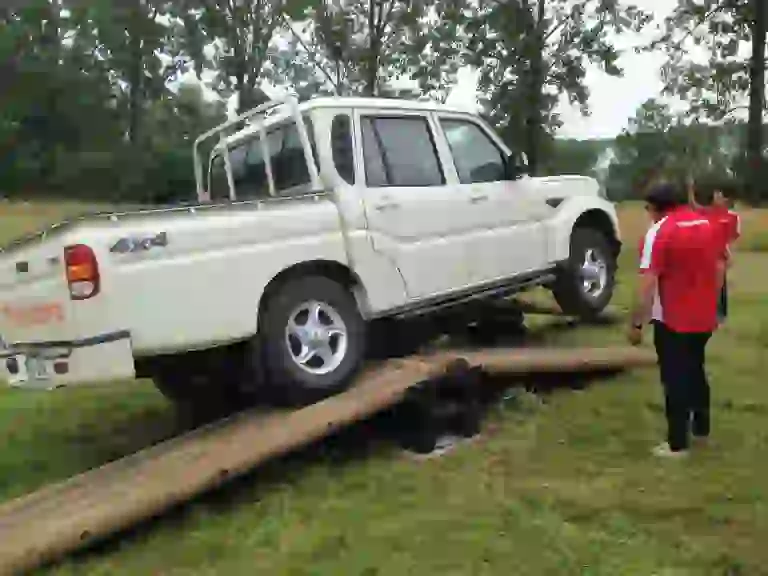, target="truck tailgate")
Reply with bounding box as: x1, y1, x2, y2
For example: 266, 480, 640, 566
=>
0, 240, 73, 346
0, 230, 137, 388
